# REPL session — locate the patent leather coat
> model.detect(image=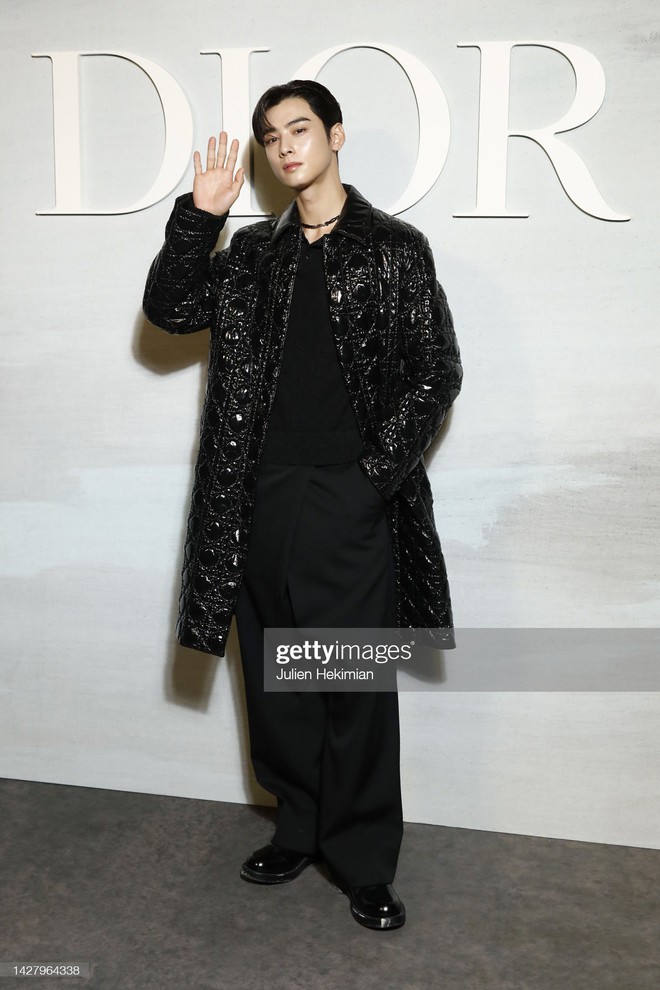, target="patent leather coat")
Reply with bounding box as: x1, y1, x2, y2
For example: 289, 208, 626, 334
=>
143, 185, 463, 657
